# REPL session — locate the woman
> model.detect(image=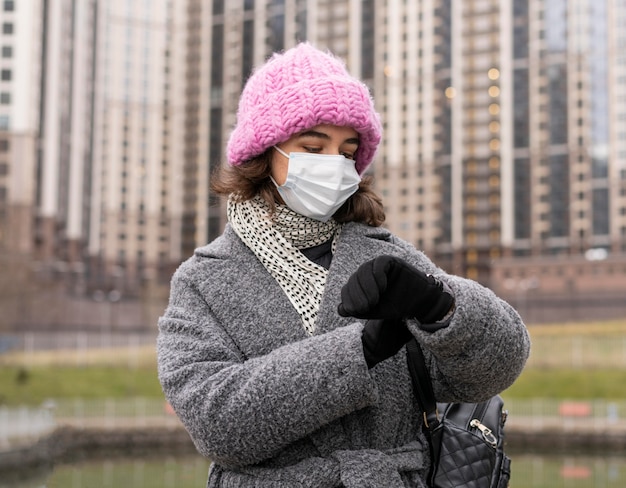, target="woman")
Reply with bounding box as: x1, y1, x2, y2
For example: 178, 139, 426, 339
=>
157, 43, 530, 488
